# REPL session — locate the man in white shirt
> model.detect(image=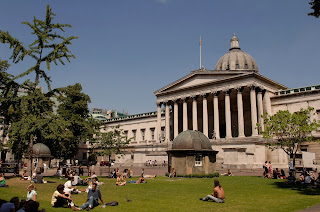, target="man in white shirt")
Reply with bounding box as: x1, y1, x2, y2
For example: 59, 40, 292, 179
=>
64, 177, 76, 194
